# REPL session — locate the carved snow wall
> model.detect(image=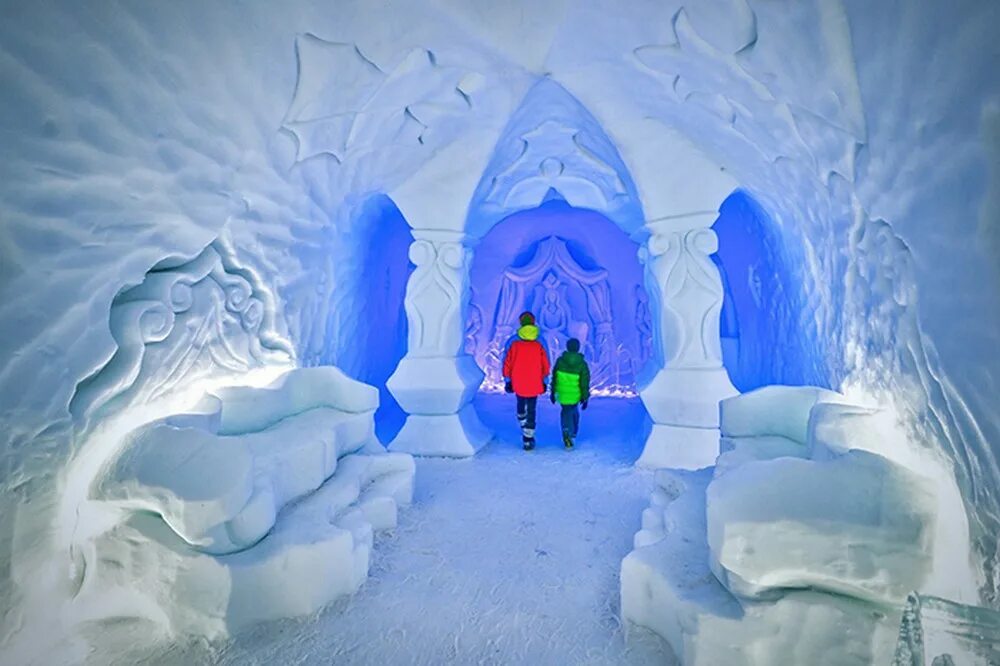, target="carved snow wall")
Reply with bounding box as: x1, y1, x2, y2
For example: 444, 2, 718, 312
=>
465, 79, 645, 239
461, 79, 651, 400
69, 241, 293, 425
470, 231, 651, 396
282, 34, 482, 165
